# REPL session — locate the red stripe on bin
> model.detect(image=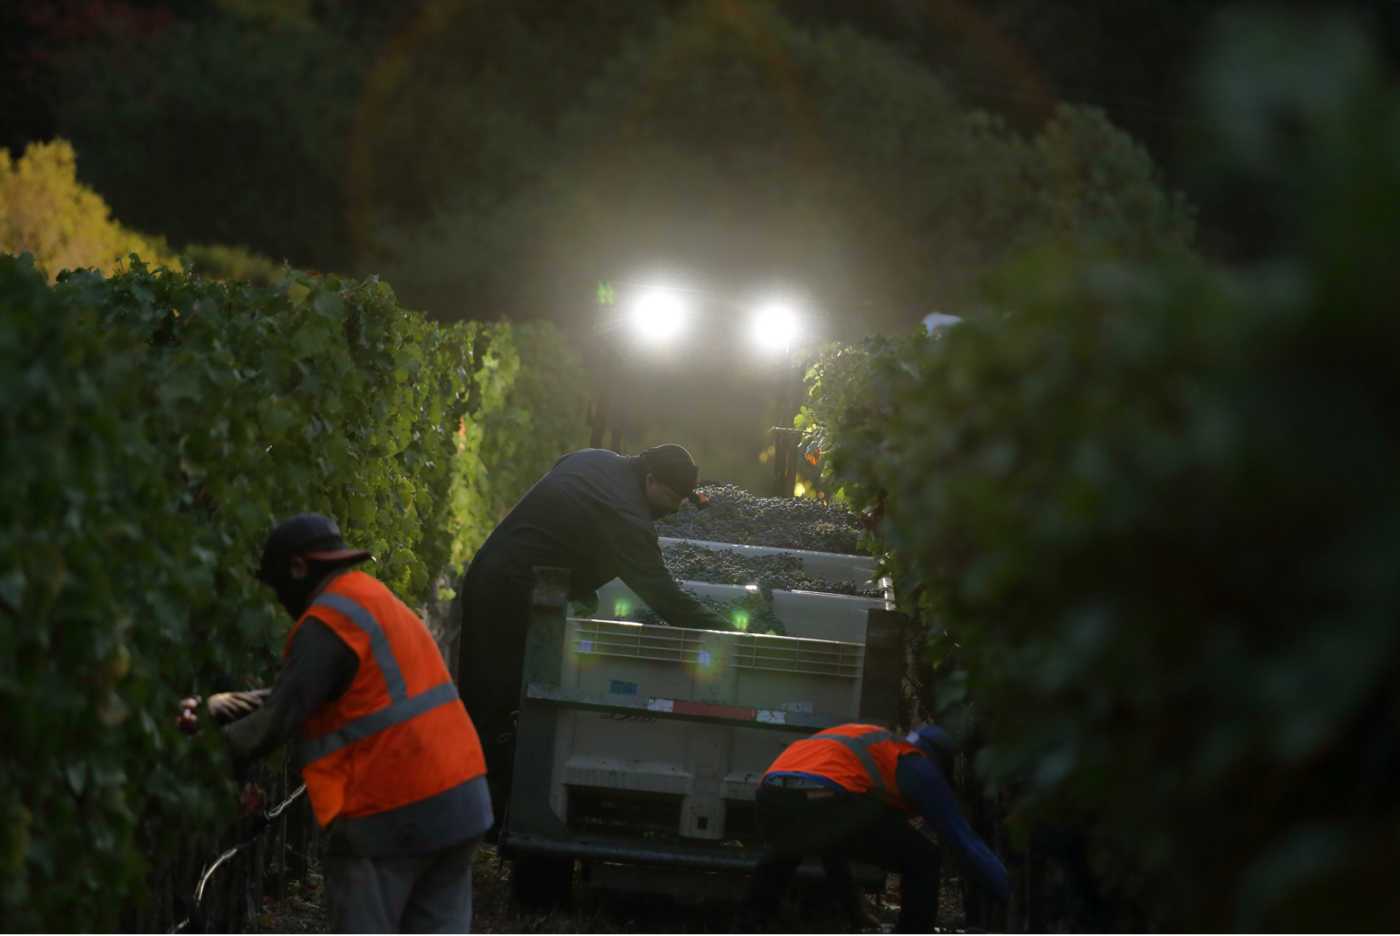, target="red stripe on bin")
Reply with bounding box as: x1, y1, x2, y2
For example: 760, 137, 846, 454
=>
671, 700, 757, 721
